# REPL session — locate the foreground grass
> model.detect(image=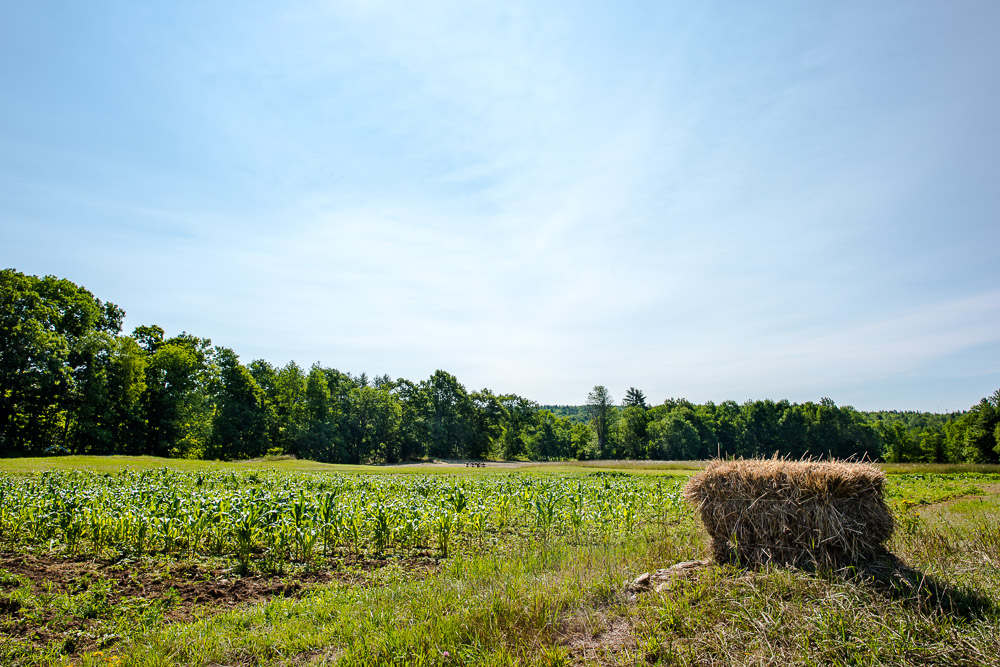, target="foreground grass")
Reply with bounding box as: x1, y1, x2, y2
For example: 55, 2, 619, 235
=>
90, 509, 1000, 667
2, 459, 998, 666
80, 525, 705, 667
